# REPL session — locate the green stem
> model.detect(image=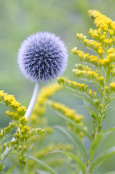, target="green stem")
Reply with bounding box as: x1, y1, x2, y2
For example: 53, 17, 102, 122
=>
95, 69, 107, 138
86, 160, 91, 174
1, 148, 12, 161
25, 82, 39, 119
88, 70, 108, 173
101, 70, 107, 119
22, 167, 25, 174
